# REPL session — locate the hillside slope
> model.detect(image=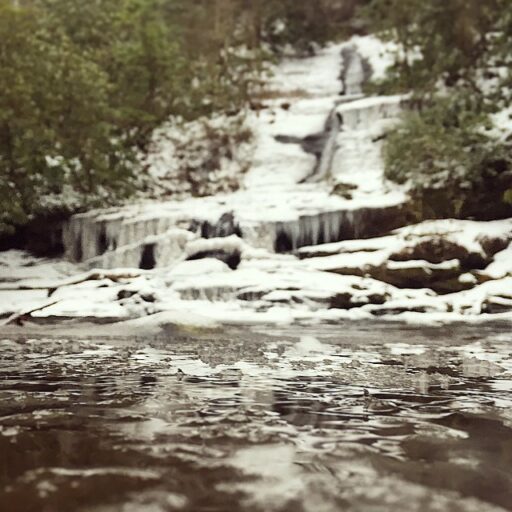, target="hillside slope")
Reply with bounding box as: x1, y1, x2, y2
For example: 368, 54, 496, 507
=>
1, 37, 512, 327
